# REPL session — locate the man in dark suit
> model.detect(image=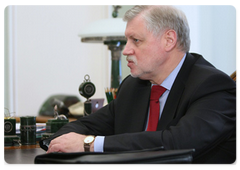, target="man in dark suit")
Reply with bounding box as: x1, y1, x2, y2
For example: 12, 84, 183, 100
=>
42, 5, 236, 163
